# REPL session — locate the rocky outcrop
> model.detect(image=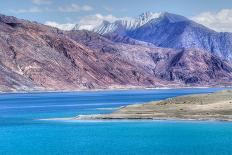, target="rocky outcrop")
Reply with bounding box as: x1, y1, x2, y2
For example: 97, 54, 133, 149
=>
153, 49, 232, 85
